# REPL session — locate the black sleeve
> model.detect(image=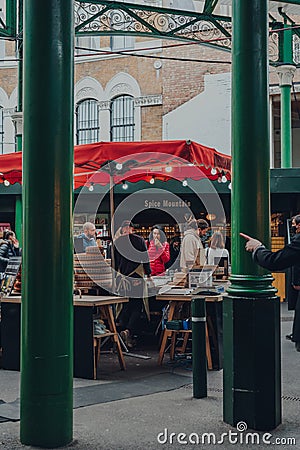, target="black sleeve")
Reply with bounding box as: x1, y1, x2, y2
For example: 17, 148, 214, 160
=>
0, 243, 9, 266
137, 236, 151, 276
254, 236, 300, 271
